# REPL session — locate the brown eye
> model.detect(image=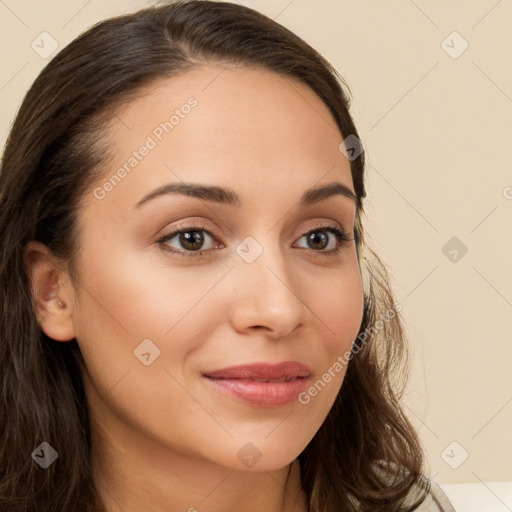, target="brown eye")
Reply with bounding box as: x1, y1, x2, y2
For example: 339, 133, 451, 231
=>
305, 231, 330, 250
295, 226, 351, 255
174, 230, 206, 251
157, 224, 220, 257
